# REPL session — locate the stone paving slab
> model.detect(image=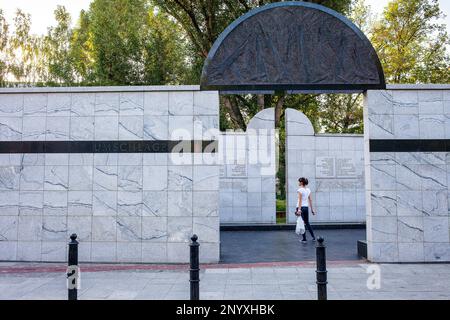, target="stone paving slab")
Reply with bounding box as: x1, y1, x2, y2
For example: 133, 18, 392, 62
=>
0, 262, 449, 300
220, 229, 365, 263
